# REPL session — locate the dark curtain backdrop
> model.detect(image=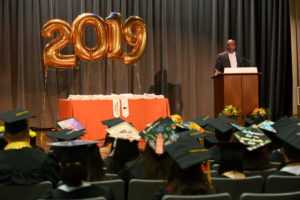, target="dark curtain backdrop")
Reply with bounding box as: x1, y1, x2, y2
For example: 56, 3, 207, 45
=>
0, 0, 292, 128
